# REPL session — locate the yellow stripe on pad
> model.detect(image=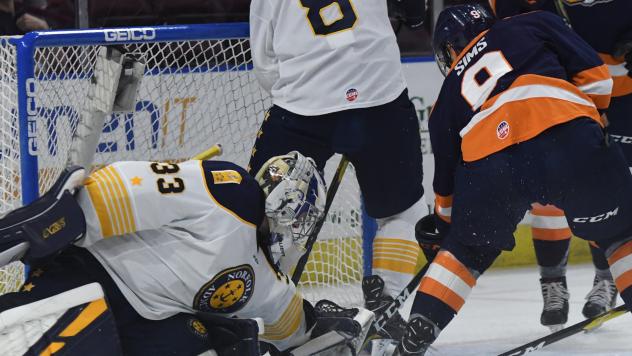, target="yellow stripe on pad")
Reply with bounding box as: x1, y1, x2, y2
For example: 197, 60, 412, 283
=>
39, 342, 65, 356
59, 298, 108, 337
